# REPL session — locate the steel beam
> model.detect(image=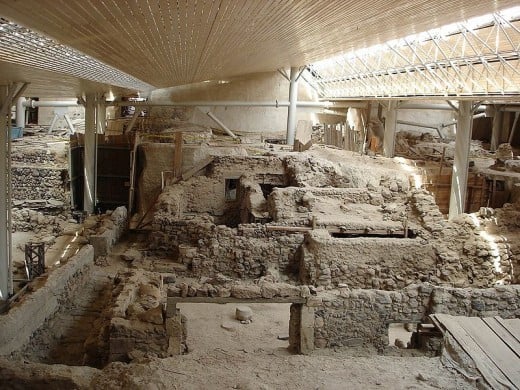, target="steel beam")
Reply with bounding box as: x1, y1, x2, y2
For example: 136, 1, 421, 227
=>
0, 82, 25, 303
383, 100, 398, 157
286, 67, 299, 145
449, 101, 473, 220
490, 105, 503, 152
0, 85, 9, 302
